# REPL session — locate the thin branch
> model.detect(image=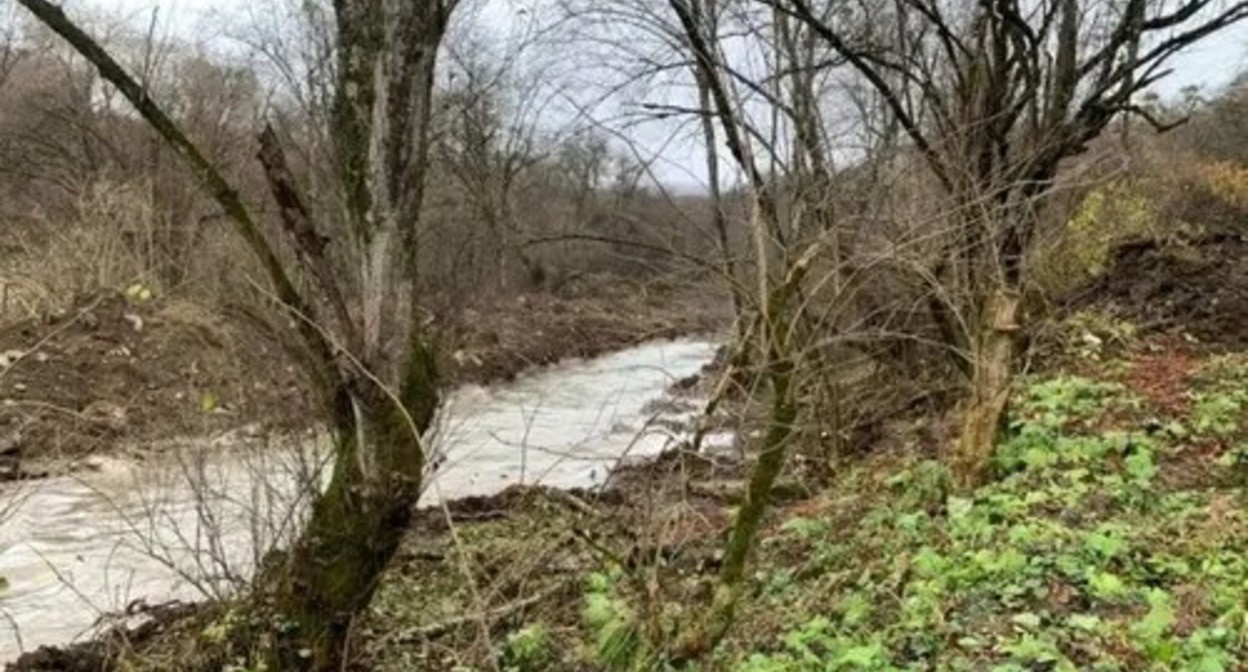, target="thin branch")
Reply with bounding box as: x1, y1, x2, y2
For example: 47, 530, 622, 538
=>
771, 0, 955, 192
14, 0, 343, 396
257, 124, 359, 352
